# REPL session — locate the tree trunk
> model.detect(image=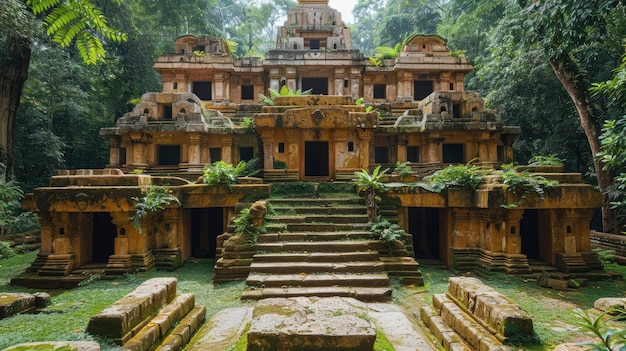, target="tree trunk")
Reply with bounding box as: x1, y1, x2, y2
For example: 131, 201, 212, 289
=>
0, 34, 31, 181
549, 54, 617, 232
